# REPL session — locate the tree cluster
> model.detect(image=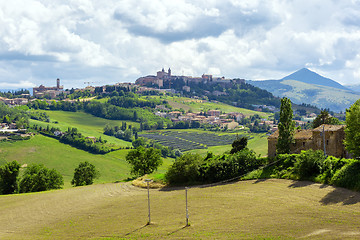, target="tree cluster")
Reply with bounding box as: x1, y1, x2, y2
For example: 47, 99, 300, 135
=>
165, 148, 263, 185
103, 123, 137, 142
0, 161, 63, 194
